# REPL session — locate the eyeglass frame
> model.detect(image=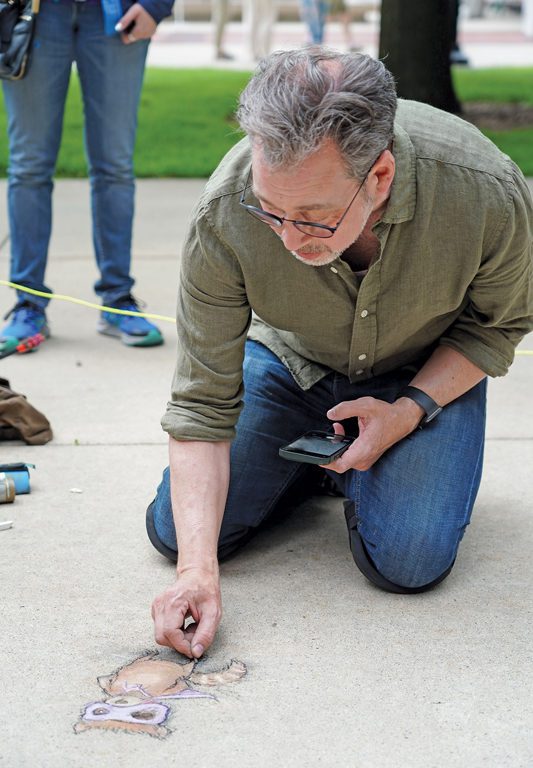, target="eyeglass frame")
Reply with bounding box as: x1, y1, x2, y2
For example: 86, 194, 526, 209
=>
239, 162, 374, 239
